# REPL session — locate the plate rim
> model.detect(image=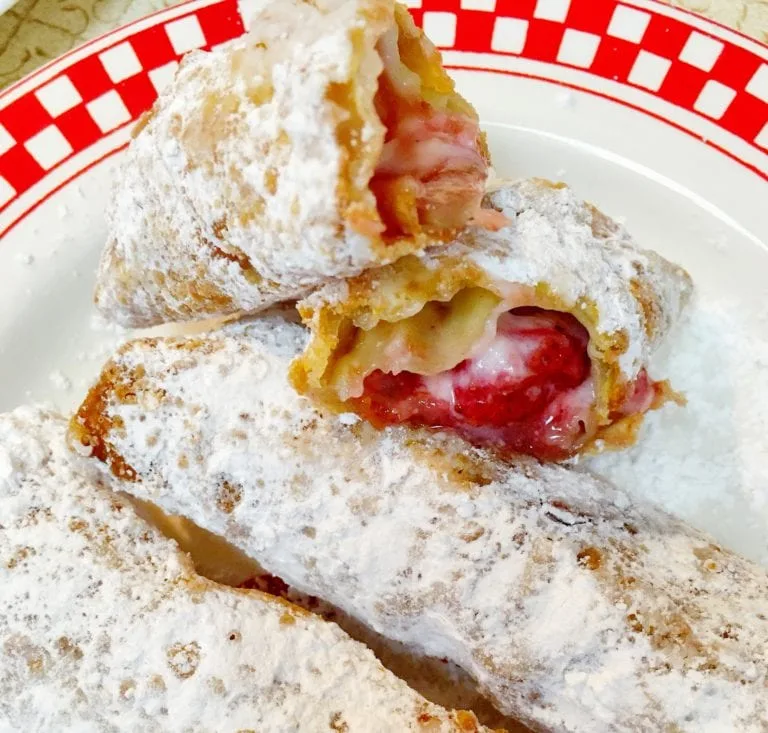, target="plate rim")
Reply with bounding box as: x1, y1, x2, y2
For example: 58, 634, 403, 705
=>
0, 0, 766, 240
